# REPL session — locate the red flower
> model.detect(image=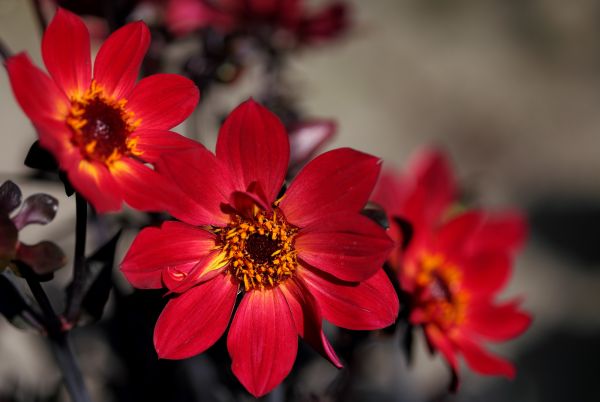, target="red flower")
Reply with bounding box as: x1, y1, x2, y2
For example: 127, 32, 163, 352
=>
121, 100, 398, 397
372, 148, 532, 385
166, 0, 348, 45
6, 9, 200, 213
